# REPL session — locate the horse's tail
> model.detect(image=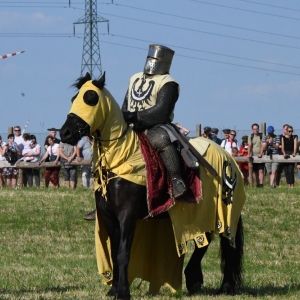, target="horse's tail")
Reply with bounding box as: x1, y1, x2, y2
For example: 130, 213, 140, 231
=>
219, 215, 244, 292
